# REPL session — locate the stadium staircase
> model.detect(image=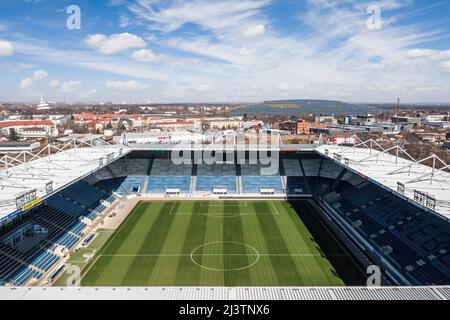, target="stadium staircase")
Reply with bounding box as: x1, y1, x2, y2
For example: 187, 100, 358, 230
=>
142, 177, 150, 193
298, 159, 311, 194
279, 160, 287, 192
191, 163, 198, 193
310, 157, 323, 195
318, 167, 347, 197
189, 176, 196, 193
146, 158, 154, 176
236, 164, 243, 194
